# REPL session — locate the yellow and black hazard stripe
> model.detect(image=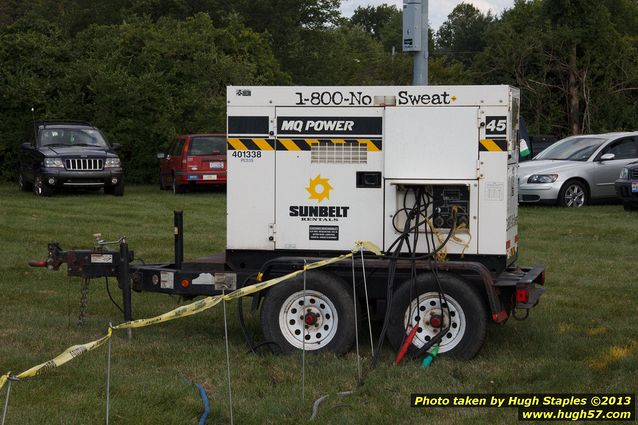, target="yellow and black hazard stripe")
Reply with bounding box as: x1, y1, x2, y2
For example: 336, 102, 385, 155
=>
227, 138, 382, 151
227, 138, 275, 151
479, 138, 508, 152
